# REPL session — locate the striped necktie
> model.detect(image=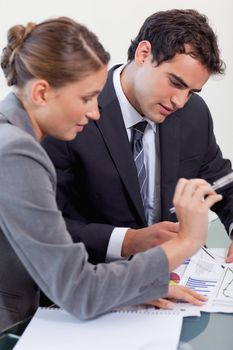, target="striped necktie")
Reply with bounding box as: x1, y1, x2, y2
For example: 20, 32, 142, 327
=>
132, 121, 148, 210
